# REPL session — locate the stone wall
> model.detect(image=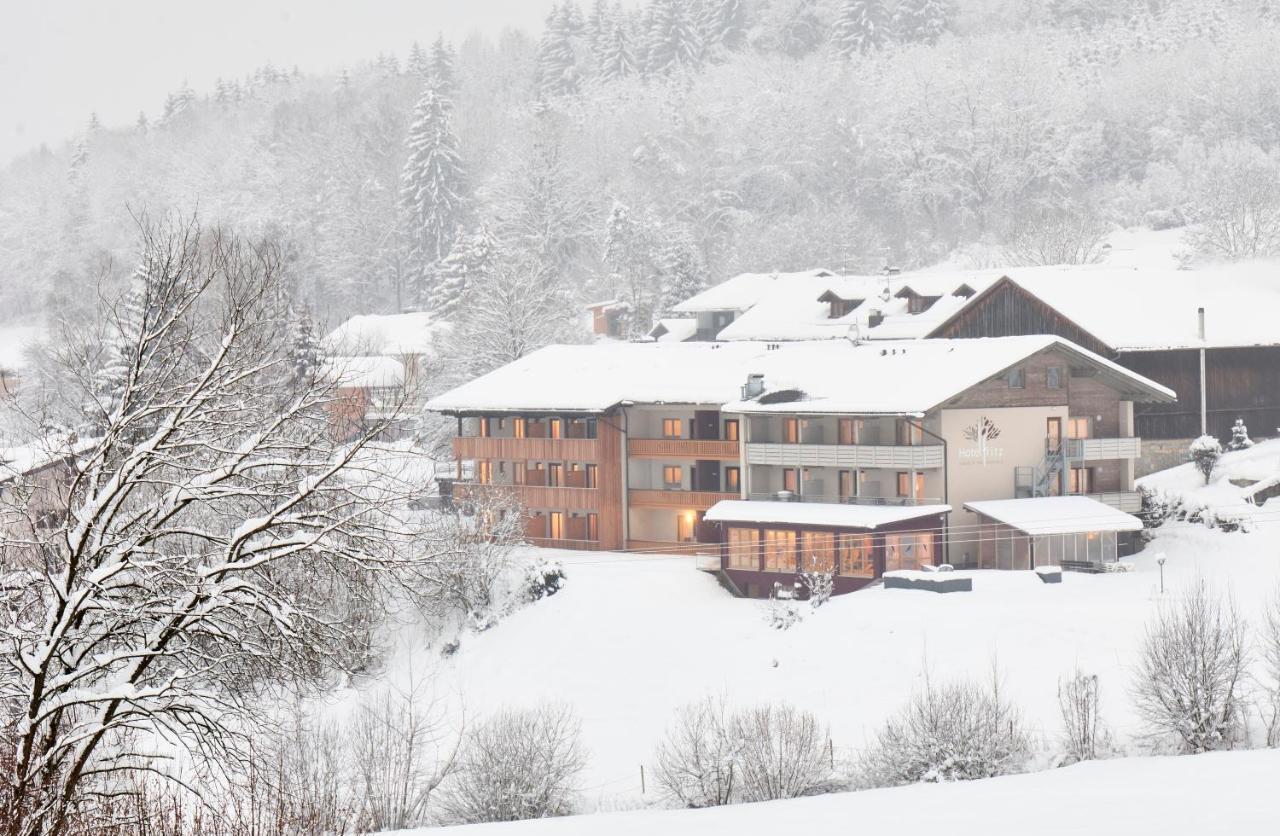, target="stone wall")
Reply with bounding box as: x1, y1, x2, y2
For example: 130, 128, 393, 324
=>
1136, 438, 1193, 478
